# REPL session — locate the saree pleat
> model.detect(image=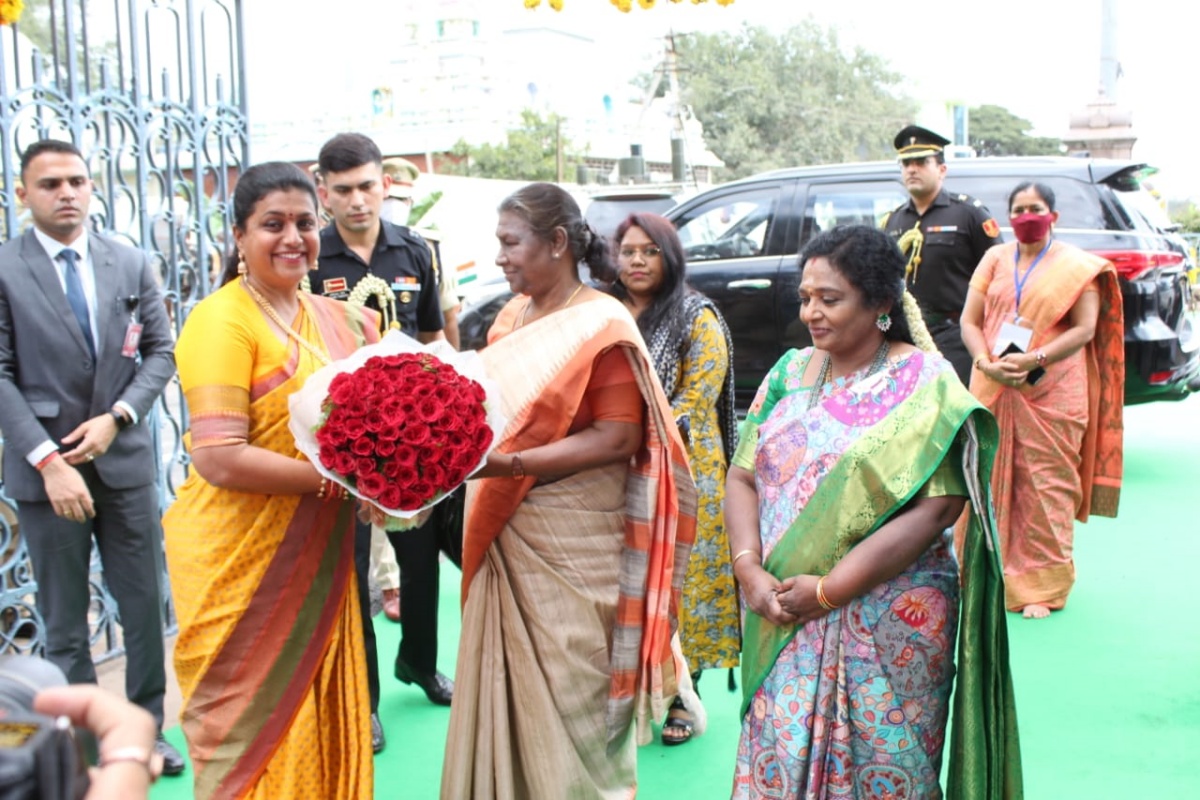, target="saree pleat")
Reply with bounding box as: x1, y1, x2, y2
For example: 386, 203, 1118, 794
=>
165, 283, 377, 799
445, 466, 633, 800
443, 296, 696, 800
